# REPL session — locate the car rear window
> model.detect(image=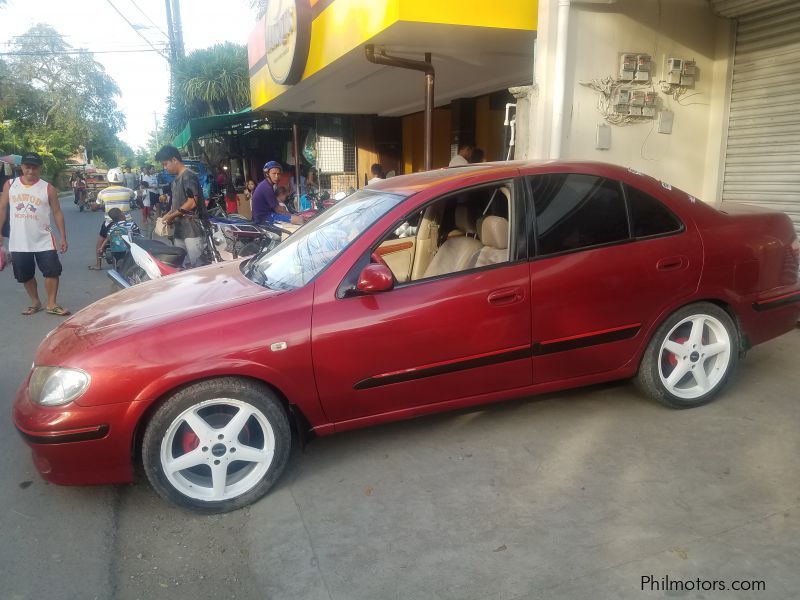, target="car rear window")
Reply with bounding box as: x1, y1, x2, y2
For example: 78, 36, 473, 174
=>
625, 184, 683, 238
